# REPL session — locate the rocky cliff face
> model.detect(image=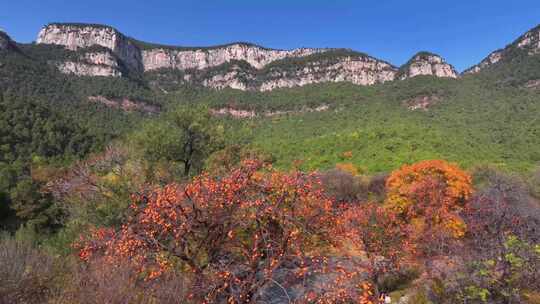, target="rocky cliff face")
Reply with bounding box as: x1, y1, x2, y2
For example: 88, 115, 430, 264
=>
463, 51, 503, 74
514, 25, 540, 54
398, 52, 458, 79
200, 64, 257, 90
57, 51, 122, 77
36, 24, 324, 76
37, 24, 142, 72
141, 44, 324, 71
34, 22, 462, 91
258, 54, 397, 91
175, 51, 397, 90
464, 25, 540, 74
